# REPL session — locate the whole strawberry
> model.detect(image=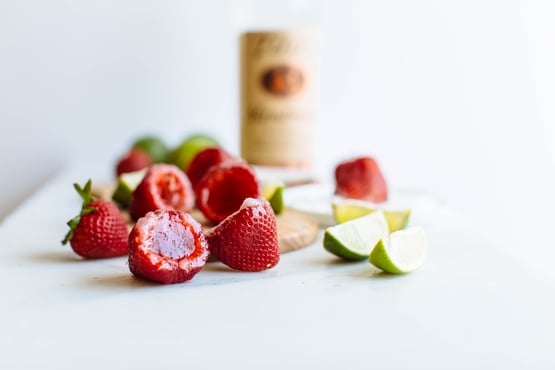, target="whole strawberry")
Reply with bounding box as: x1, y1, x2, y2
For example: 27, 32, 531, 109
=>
206, 197, 279, 272
335, 156, 388, 203
115, 148, 152, 177
62, 180, 129, 259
